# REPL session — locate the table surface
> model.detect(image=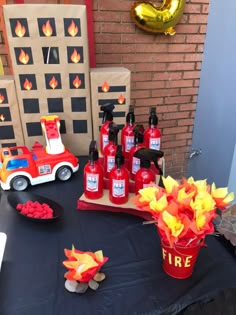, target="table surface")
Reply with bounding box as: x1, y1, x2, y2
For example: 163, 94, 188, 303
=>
0, 157, 236, 315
